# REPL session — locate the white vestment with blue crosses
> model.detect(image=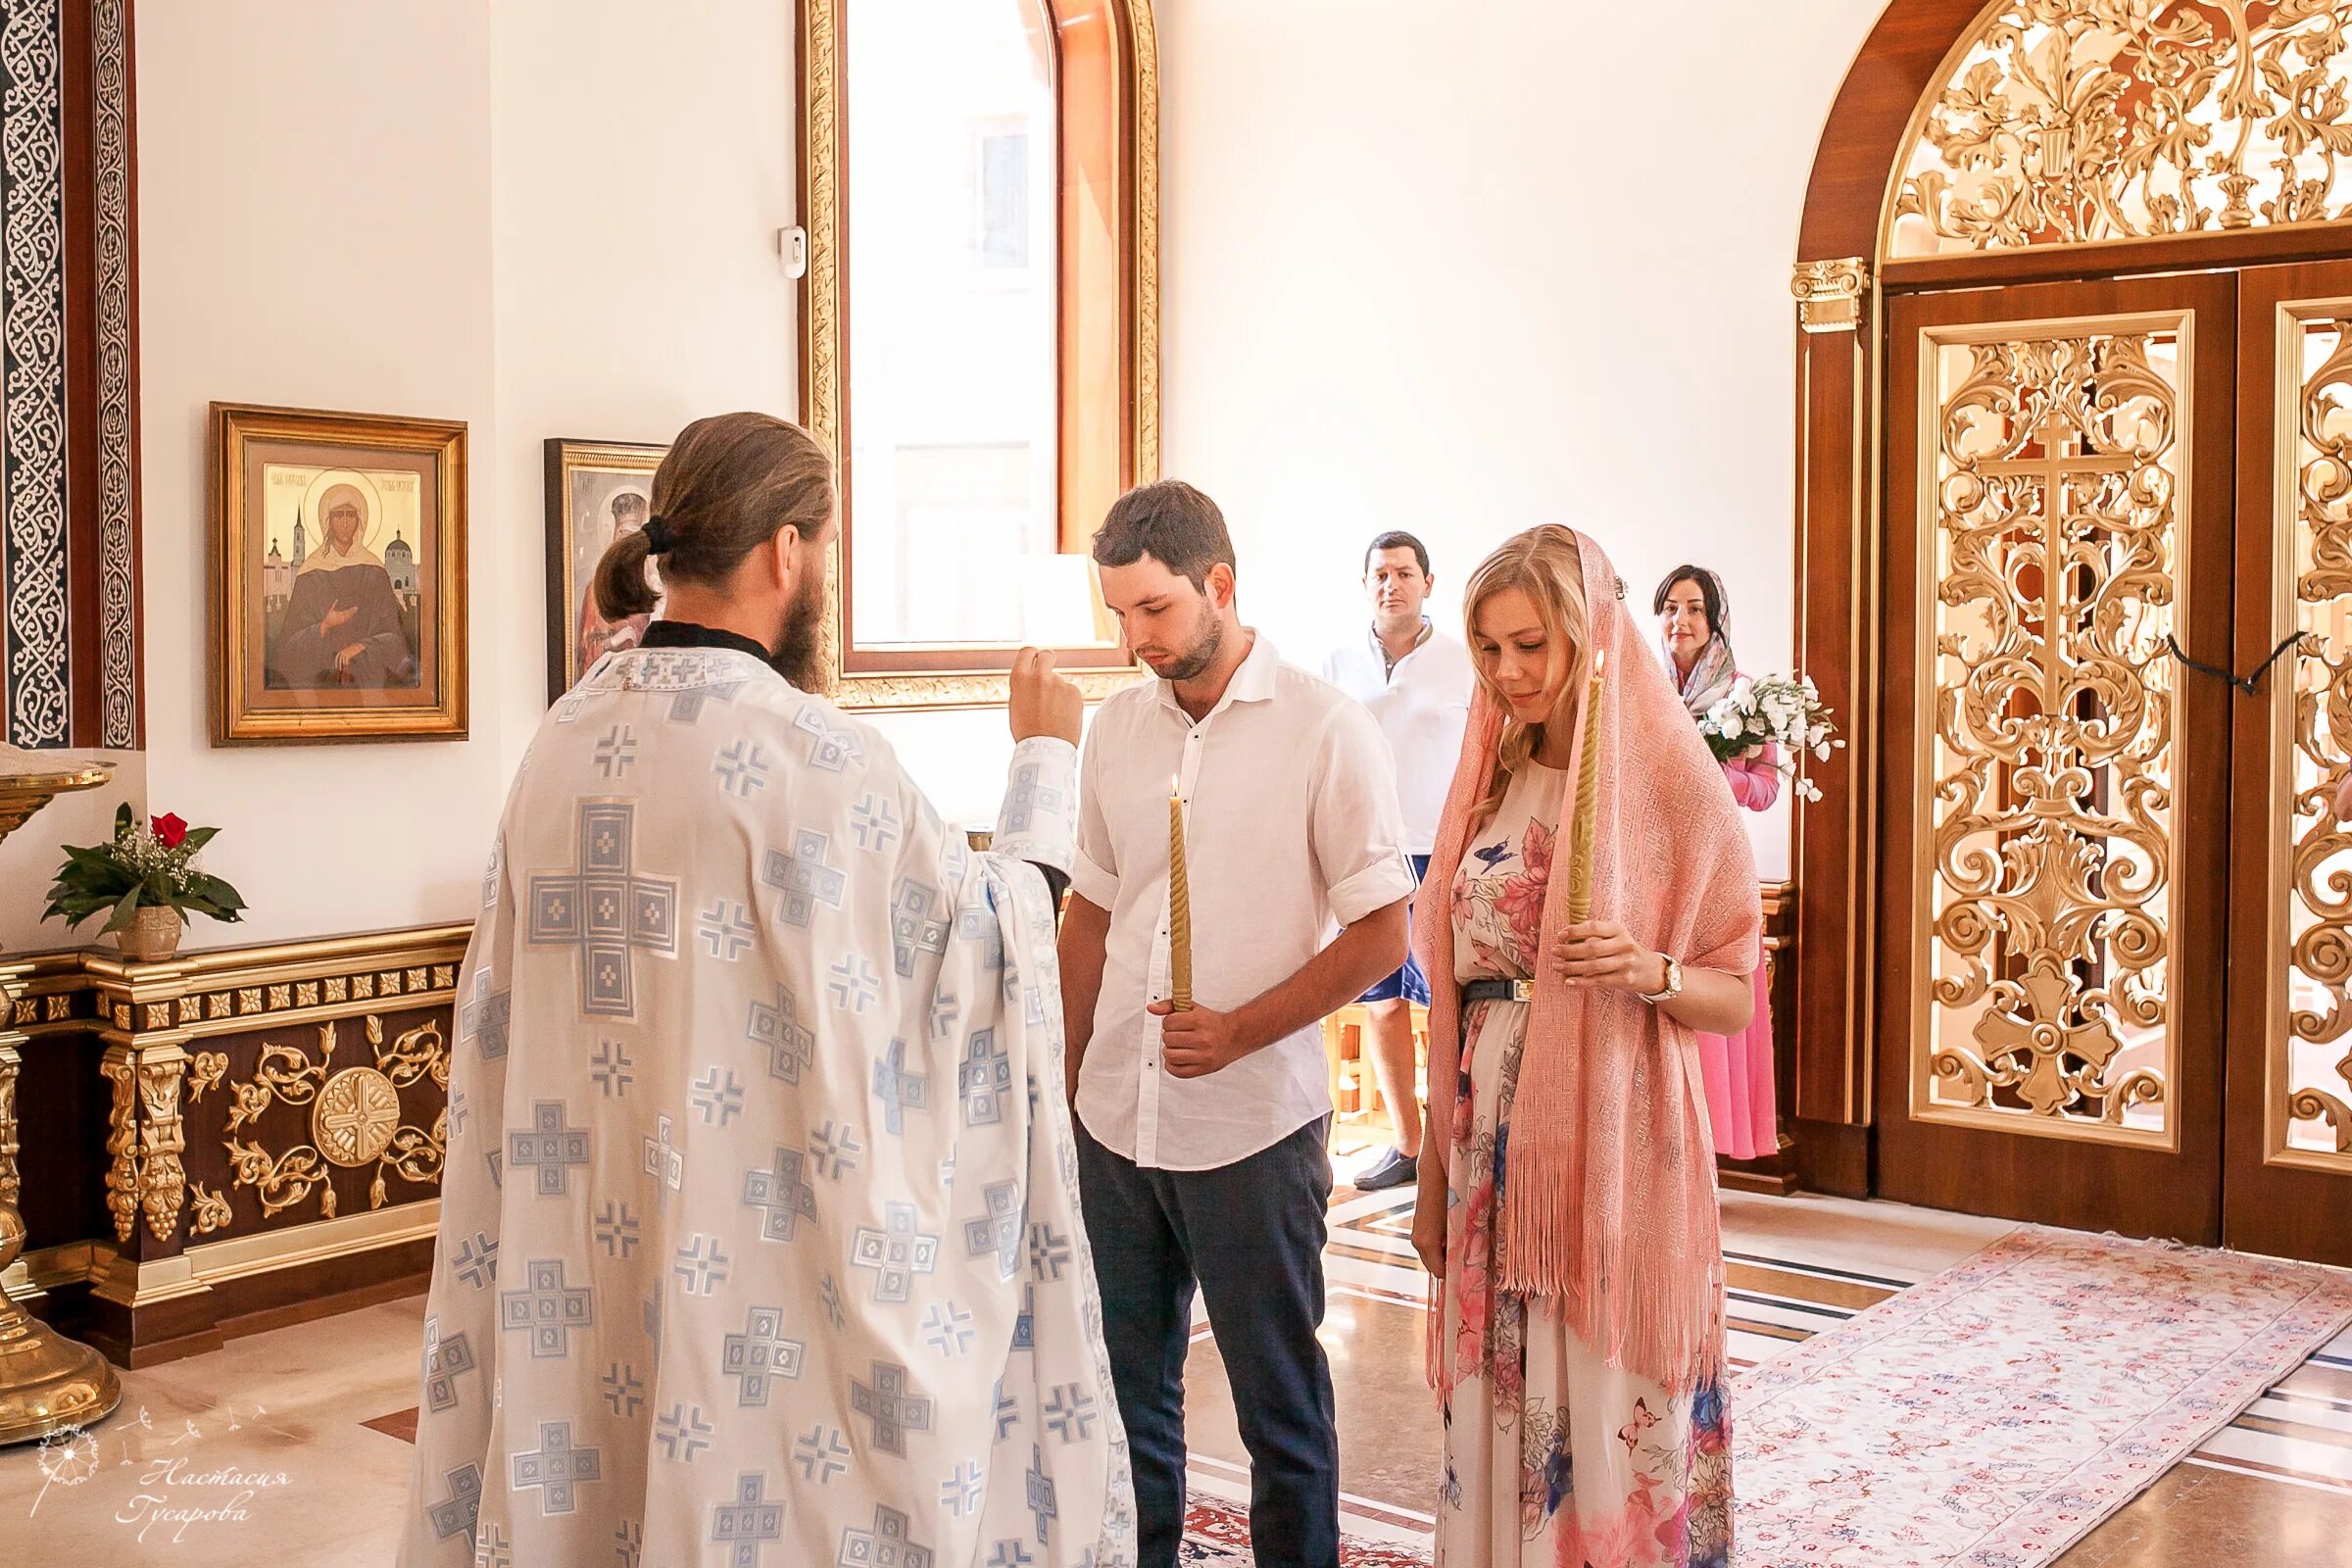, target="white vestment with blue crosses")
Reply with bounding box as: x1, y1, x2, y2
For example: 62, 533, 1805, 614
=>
398, 647, 1134, 1568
